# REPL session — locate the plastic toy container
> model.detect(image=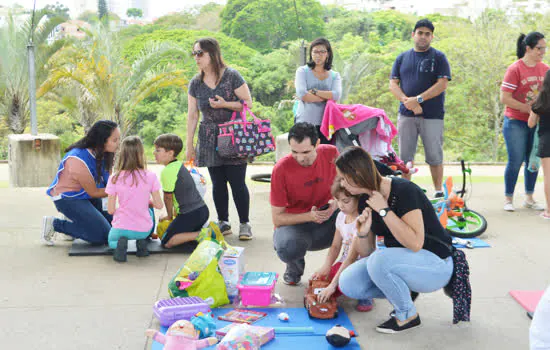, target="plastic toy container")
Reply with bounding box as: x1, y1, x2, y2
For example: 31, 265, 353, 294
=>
153, 297, 211, 327
237, 272, 278, 306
